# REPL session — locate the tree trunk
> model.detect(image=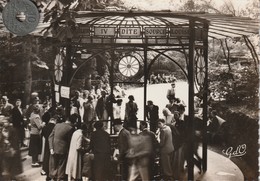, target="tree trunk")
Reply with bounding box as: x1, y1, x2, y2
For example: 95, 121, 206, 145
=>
23, 39, 32, 107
